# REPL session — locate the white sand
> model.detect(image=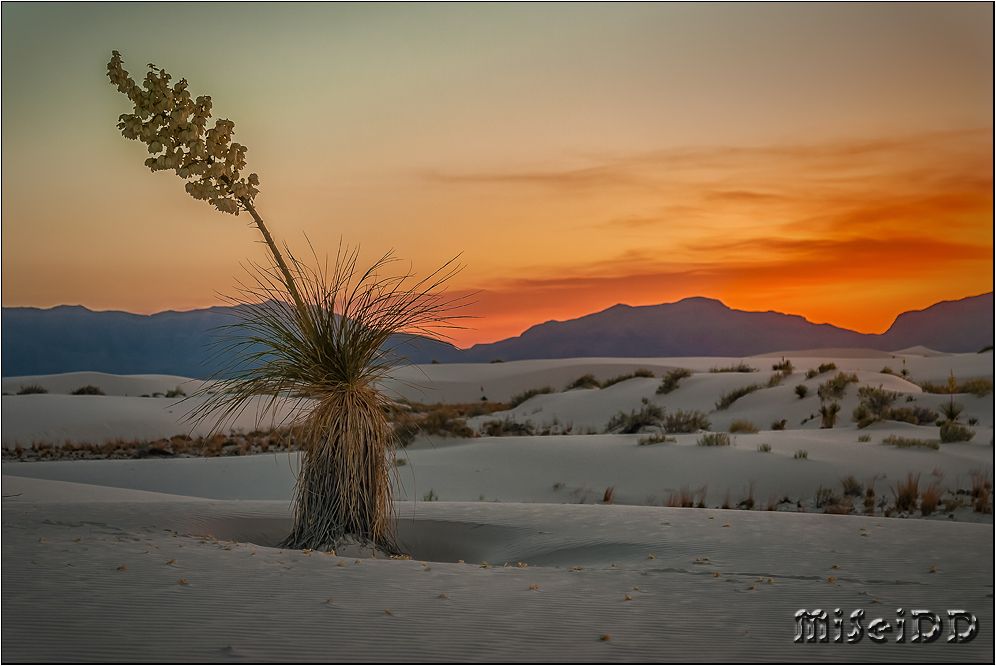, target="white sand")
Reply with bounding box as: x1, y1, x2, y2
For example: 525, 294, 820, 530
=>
2, 351, 992, 661
2, 474, 991, 662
